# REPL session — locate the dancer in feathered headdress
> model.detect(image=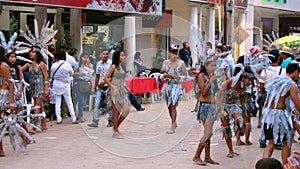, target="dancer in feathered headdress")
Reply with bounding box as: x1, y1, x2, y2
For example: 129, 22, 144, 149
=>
19, 19, 56, 131
18, 19, 57, 65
